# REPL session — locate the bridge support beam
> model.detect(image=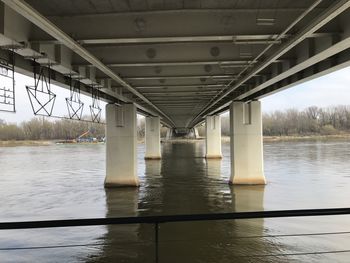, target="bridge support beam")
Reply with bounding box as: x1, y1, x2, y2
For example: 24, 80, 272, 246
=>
166, 128, 173, 139
145, 116, 161, 160
194, 127, 200, 139
105, 103, 139, 187
229, 101, 266, 185
205, 115, 222, 159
